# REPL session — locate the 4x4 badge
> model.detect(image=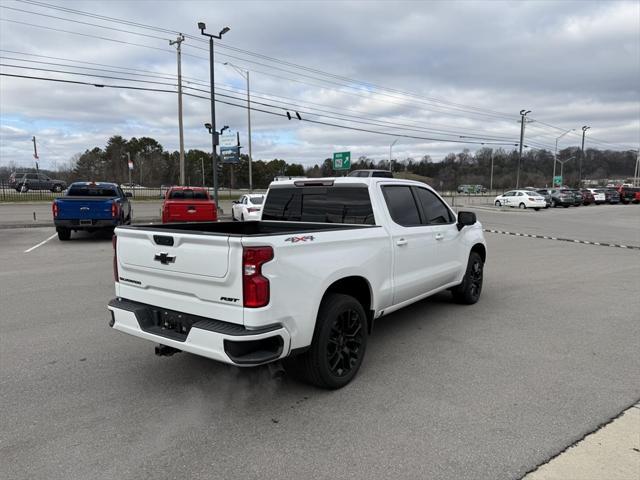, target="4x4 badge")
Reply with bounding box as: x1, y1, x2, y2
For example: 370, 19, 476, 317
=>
285, 235, 315, 243
154, 252, 176, 265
